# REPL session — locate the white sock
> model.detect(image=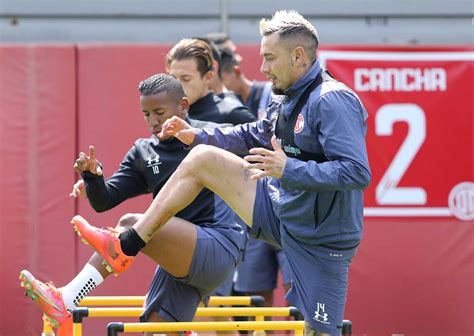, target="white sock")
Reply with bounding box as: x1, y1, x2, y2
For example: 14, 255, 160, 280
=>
60, 263, 104, 312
